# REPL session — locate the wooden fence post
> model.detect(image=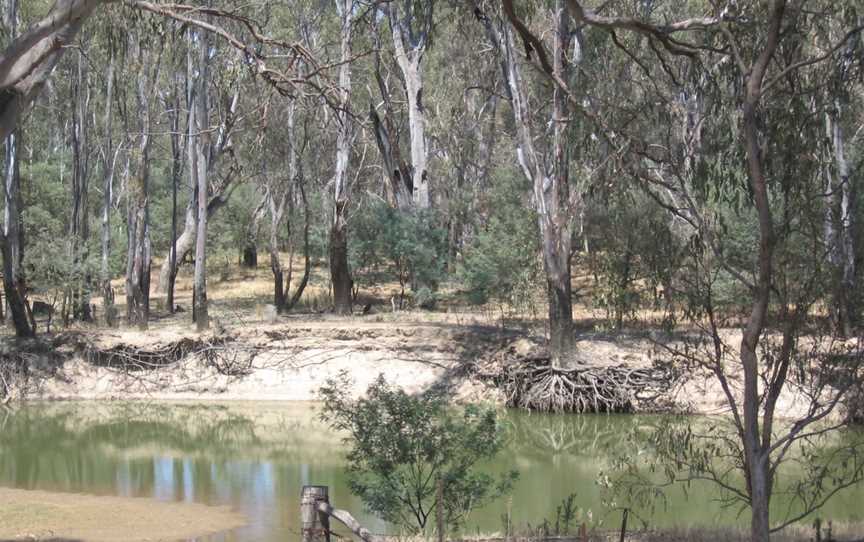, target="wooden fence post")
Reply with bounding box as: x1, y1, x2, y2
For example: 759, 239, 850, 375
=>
301, 485, 331, 542
619, 508, 629, 542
